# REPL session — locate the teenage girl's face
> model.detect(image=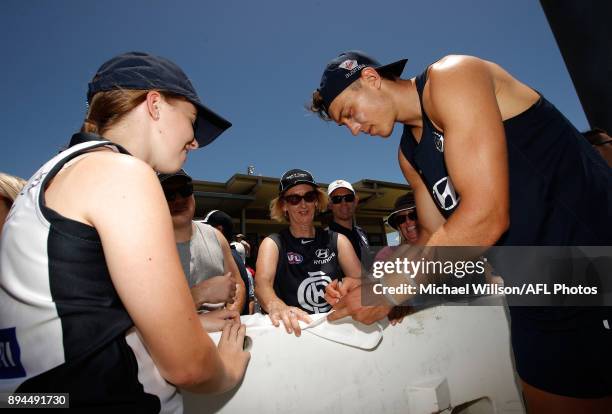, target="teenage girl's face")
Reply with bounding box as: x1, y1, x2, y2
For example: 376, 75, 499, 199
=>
154, 98, 199, 173
282, 184, 318, 226
328, 77, 396, 138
